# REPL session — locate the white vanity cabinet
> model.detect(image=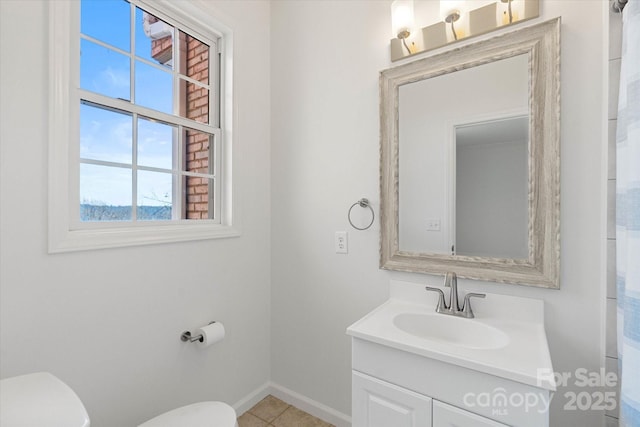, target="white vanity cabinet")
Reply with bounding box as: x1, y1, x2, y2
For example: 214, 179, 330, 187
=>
353, 371, 432, 427
432, 400, 508, 427
347, 282, 555, 427
351, 338, 549, 427
353, 370, 508, 427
